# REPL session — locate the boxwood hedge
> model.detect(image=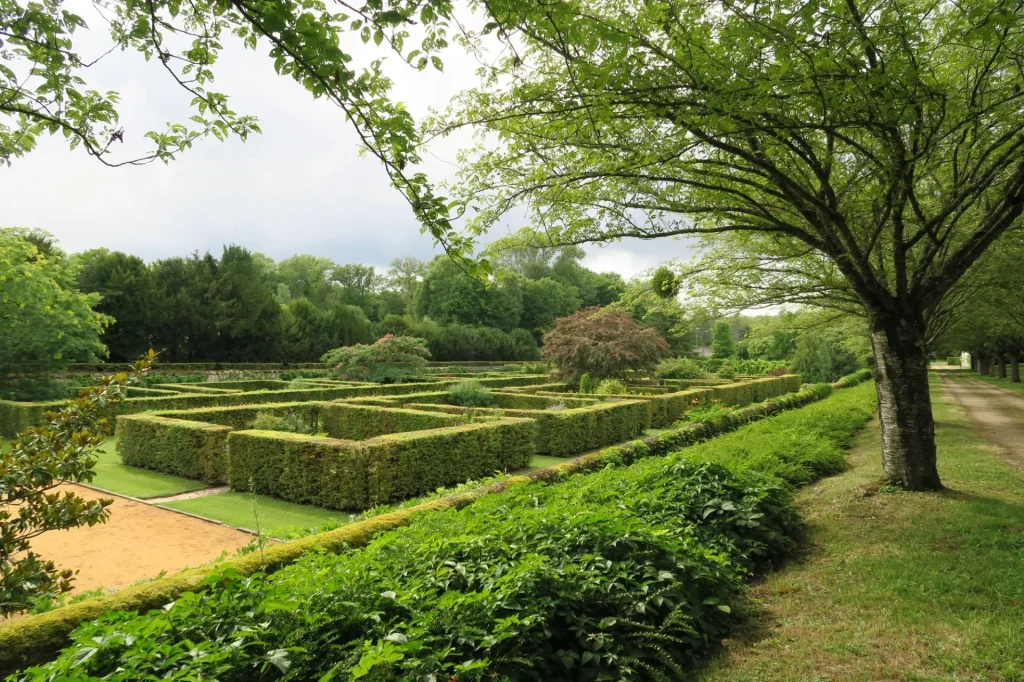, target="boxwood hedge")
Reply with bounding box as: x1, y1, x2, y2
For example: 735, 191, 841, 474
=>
227, 417, 536, 510
13, 382, 878, 682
